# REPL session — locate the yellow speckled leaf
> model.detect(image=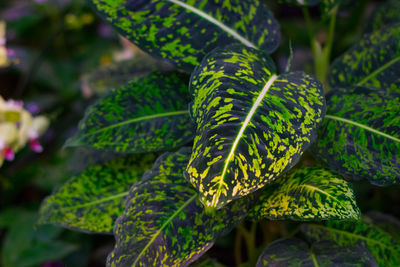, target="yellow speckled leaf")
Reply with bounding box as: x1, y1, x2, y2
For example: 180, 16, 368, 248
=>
186, 44, 326, 209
